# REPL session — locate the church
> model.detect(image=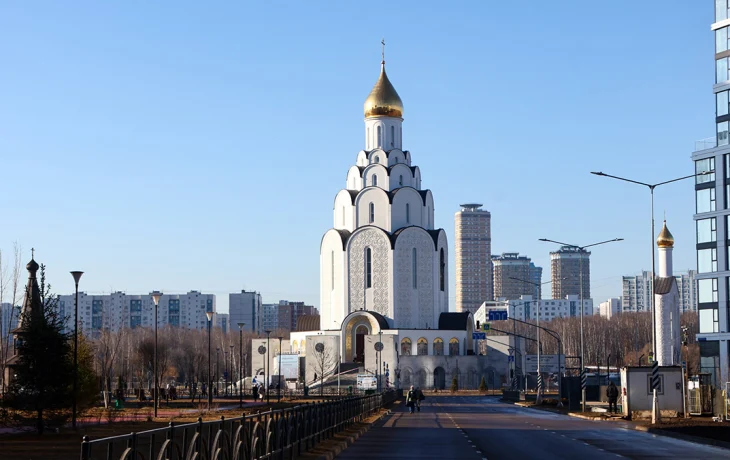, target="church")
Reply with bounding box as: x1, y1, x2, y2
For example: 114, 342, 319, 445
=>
283, 53, 514, 390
